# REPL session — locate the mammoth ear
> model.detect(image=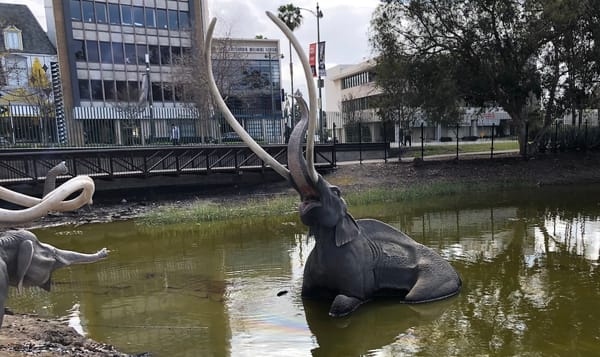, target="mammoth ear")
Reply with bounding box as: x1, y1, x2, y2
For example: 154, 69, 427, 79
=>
335, 213, 360, 247
16, 240, 34, 293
